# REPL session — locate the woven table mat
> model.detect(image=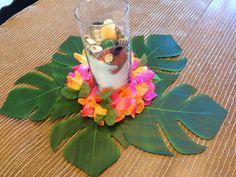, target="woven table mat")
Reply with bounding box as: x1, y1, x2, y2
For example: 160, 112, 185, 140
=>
0, 0, 235, 176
